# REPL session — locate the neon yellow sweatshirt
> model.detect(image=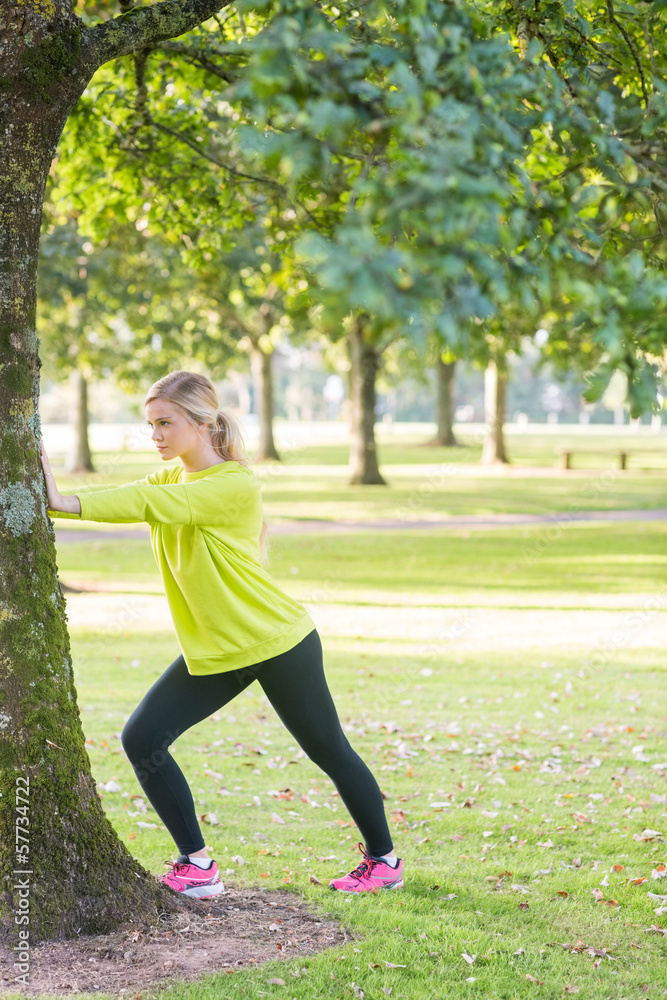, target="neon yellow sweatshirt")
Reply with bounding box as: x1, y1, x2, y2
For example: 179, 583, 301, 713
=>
48, 462, 315, 675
